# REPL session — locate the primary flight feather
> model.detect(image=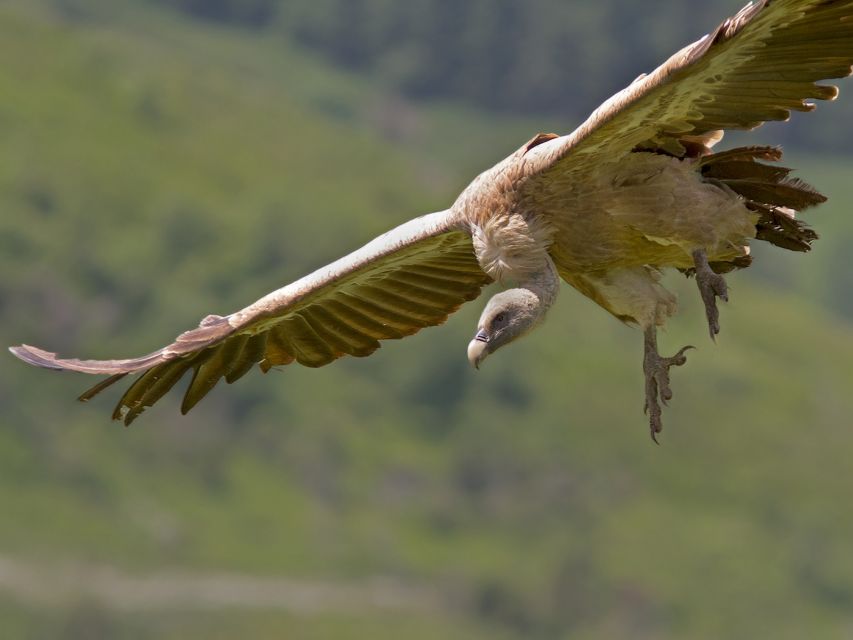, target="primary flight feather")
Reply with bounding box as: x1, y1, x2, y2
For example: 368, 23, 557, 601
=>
11, 0, 853, 438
